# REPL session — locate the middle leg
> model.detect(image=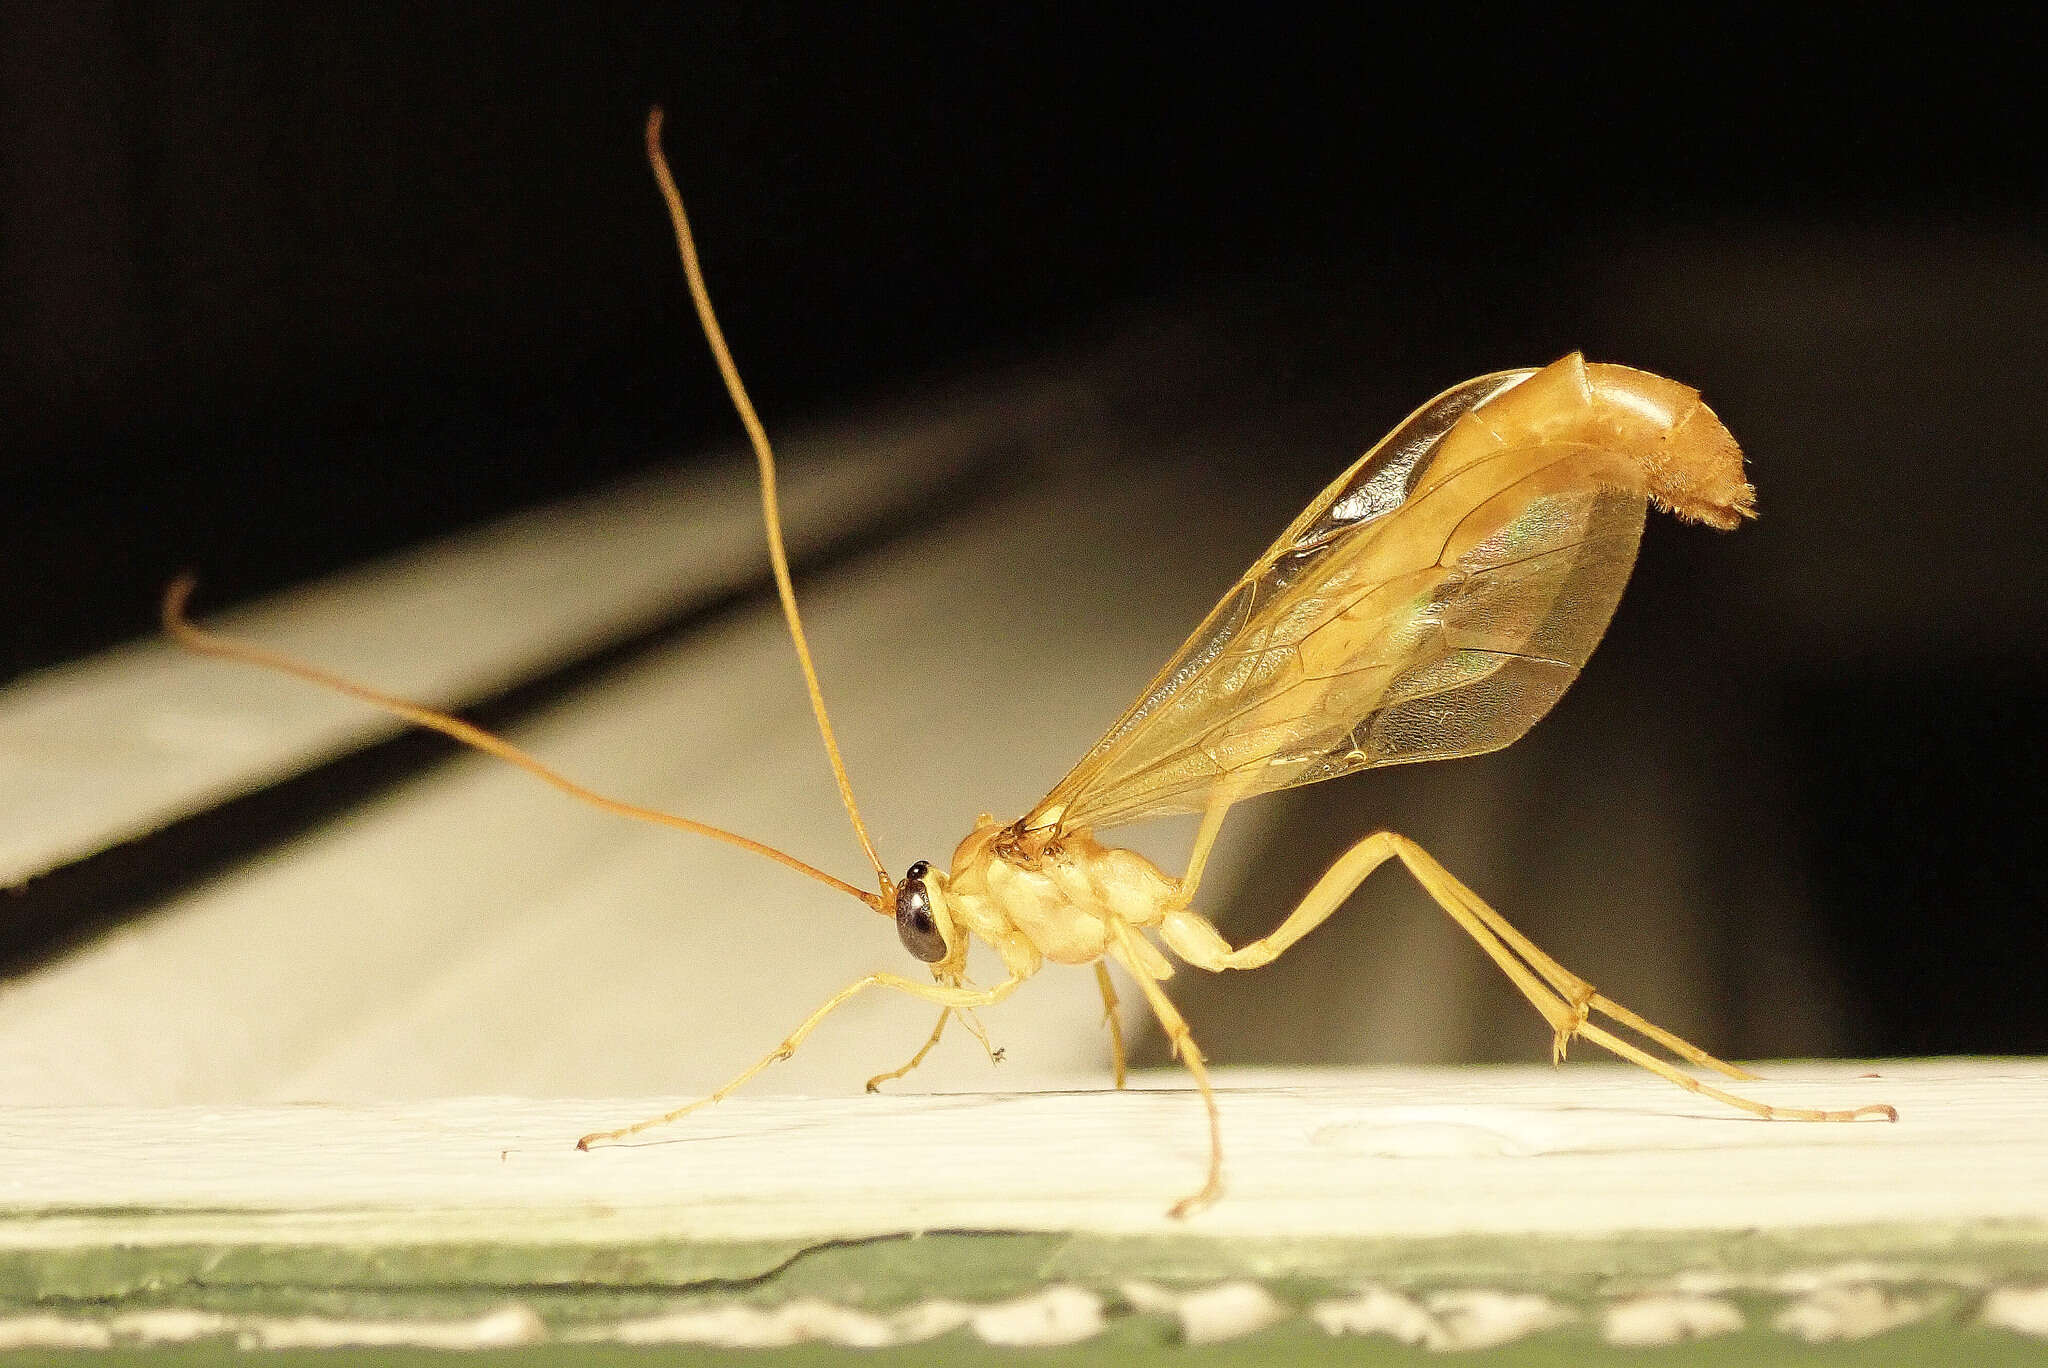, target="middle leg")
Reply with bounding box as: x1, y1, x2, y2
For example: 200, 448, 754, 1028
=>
1111, 929, 1222, 1218
1095, 960, 1128, 1089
